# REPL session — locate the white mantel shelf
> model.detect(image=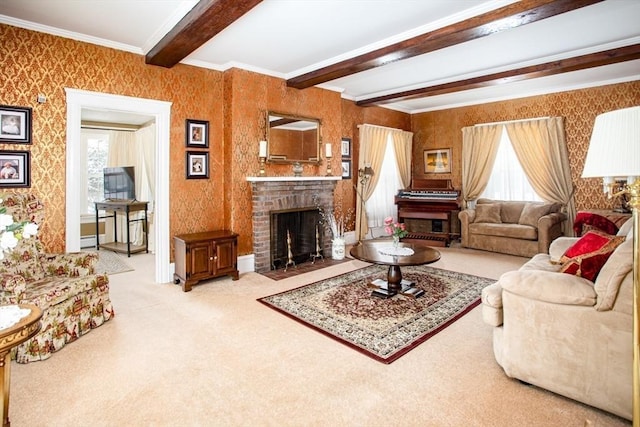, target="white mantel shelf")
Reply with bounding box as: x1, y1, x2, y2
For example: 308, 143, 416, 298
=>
246, 176, 341, 182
